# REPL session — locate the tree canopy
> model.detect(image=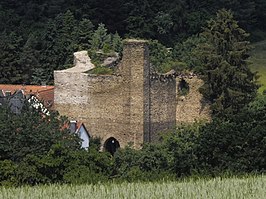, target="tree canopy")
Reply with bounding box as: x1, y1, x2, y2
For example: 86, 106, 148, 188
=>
0, 1, 265, 84
197, 9, 258, 116
0, 102, 80, 162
